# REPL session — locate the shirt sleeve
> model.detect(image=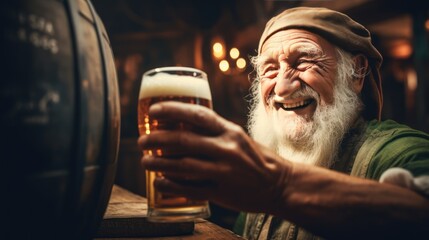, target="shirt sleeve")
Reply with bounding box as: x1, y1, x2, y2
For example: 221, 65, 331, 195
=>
366, 127, 429, 180
365, 124, 429, 197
